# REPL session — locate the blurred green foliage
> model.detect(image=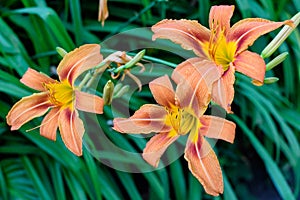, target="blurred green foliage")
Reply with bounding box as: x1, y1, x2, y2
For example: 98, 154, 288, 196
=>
0, 0, 299, 199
